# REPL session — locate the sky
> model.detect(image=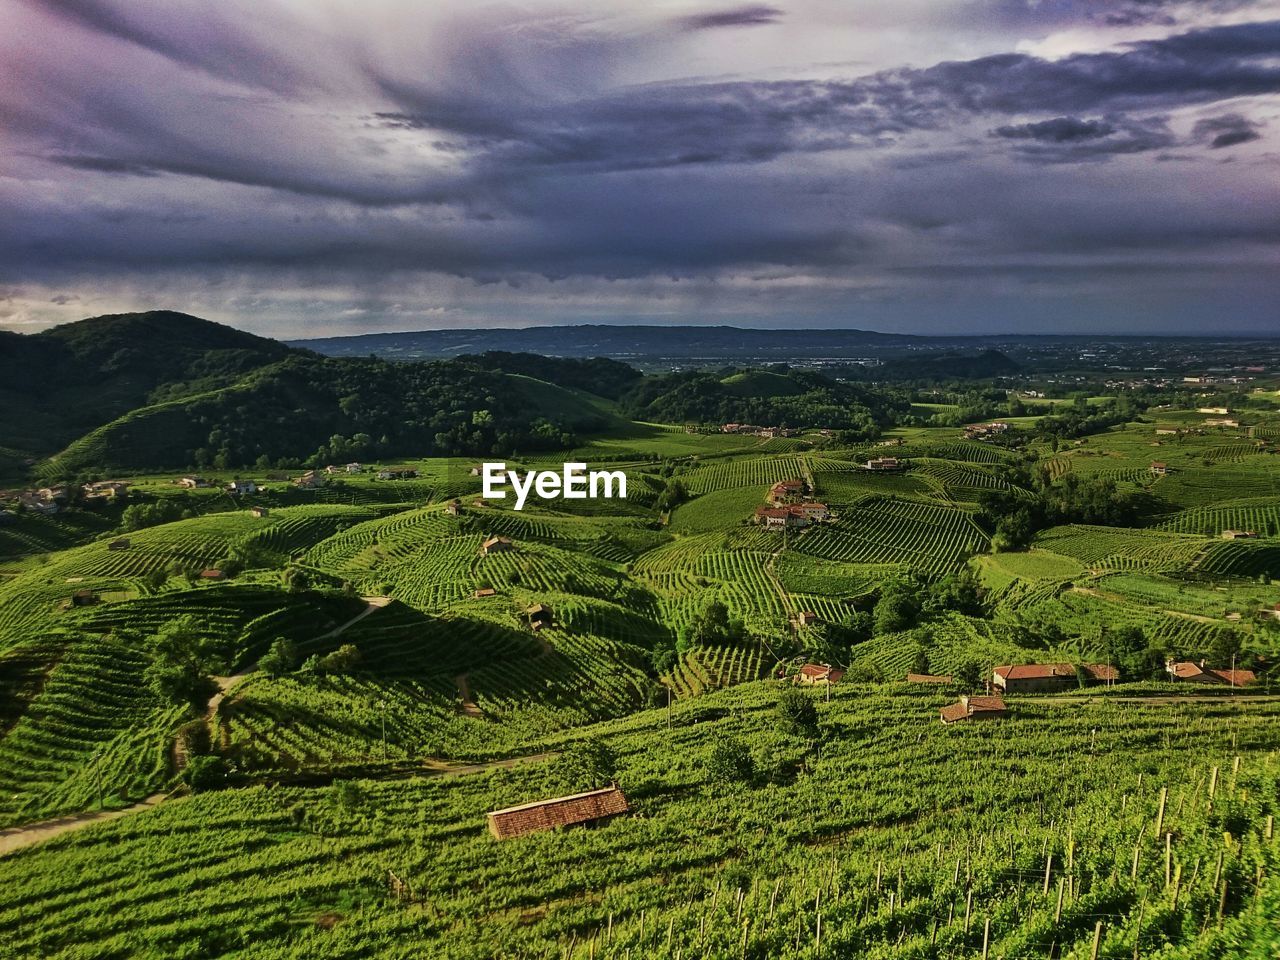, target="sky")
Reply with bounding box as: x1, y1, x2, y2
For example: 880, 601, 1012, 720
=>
1, 0, 1279, 338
